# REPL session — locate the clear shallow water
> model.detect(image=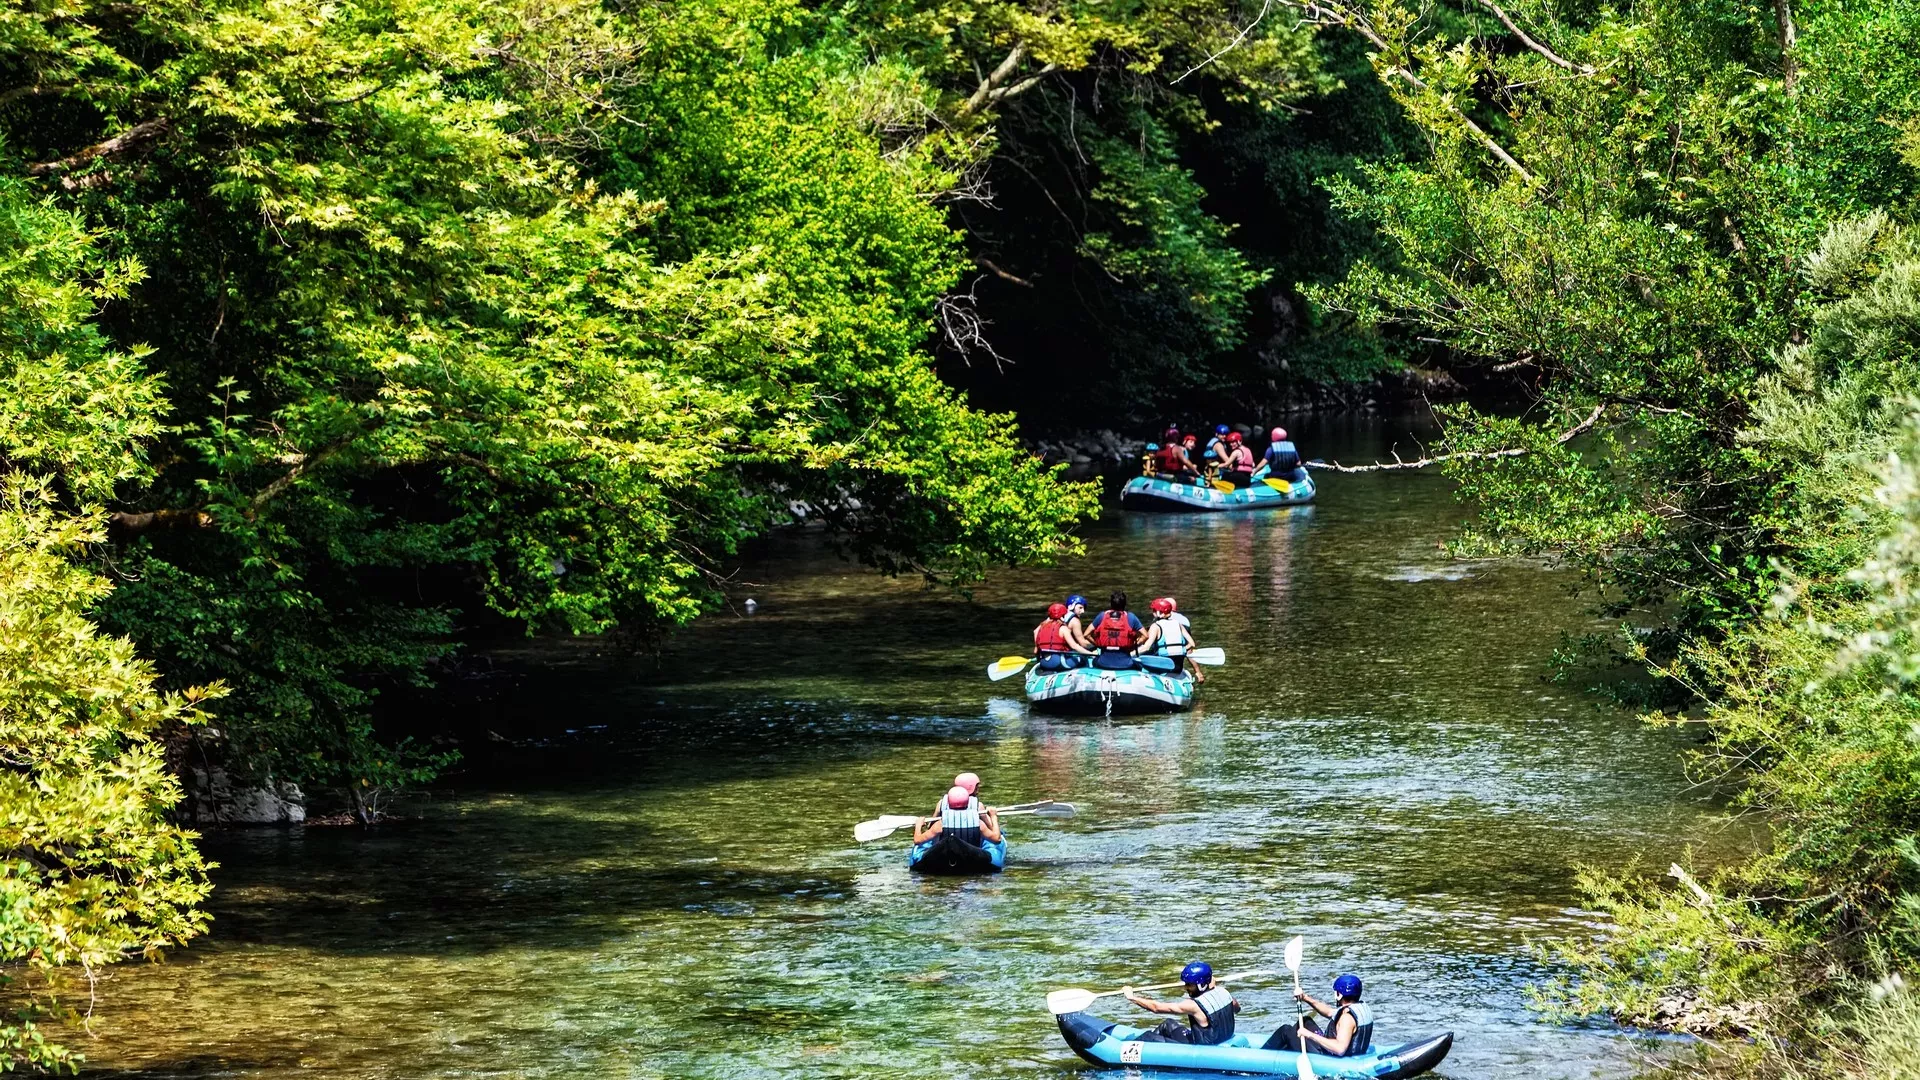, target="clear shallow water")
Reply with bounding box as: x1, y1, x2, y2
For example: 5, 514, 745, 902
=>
73, 415, 1732, 1079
